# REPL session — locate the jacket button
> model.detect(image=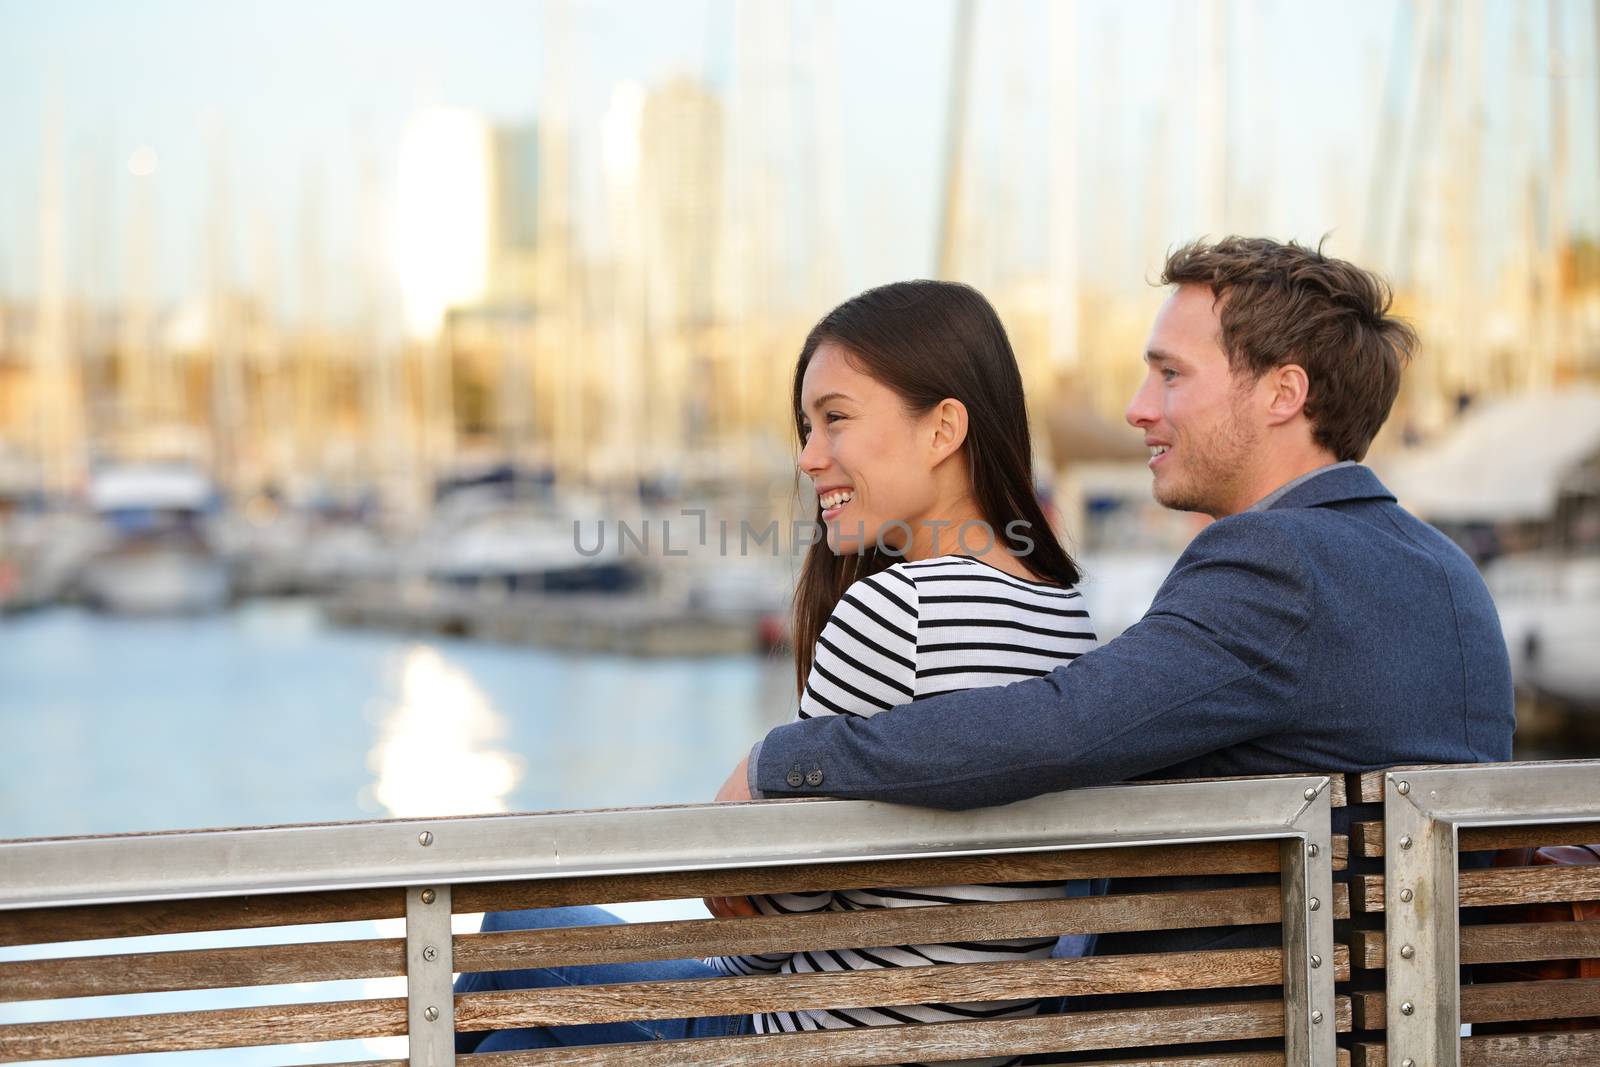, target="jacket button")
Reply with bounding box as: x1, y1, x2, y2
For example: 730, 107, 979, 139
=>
786, 770, 804, 788
805, 769, 824, 787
